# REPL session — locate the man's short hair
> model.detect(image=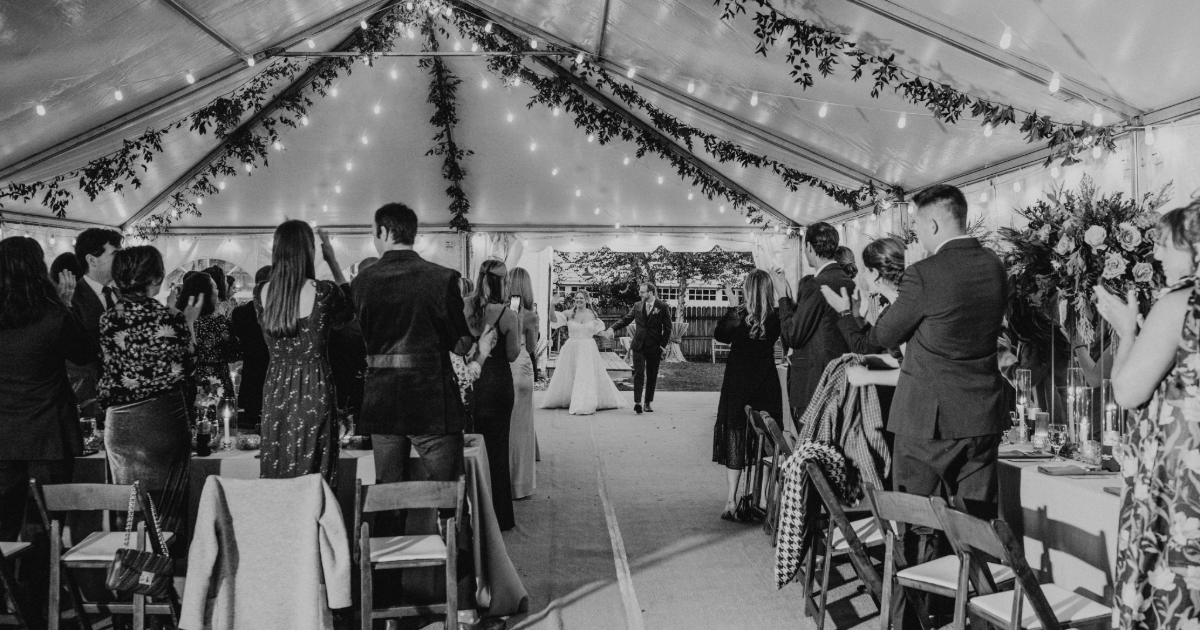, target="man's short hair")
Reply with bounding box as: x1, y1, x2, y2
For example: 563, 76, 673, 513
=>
640, 282, 657, 295
913, 184, 968, 230
74, 228, 123, 273
374, 203, 418, 245
804, 222, 840, 259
